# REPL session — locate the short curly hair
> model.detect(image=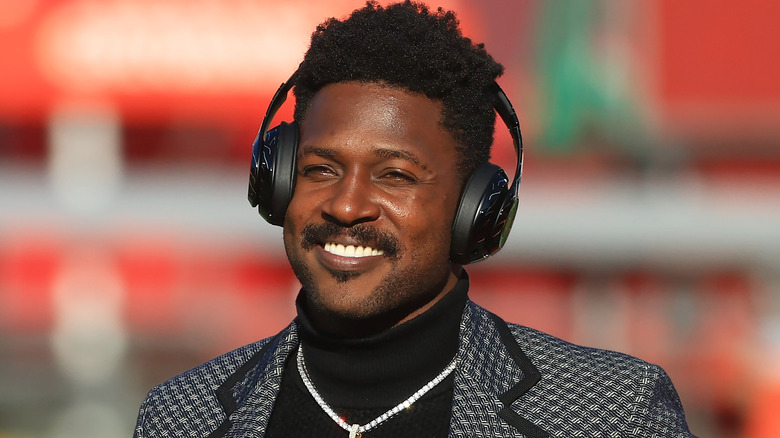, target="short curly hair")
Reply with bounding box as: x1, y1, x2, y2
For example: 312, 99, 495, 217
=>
292, 0, 504, 179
